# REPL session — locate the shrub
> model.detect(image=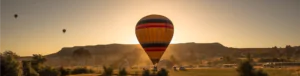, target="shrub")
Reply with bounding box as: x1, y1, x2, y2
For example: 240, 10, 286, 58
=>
31, 54, 47, 72
236, 60, 269, 76
29, 72, 40, 76
157, 68, 168, 76
236, 60, 255, 76
60, 67, 72, 76
102, 66, 113, 76
0, 51, 22, 76
72, 67, 95, 74
0, 60, 5, 76
38, 66, 61, 76
31, 63, 44, 73
142, 69, 150, 76
0, 53, 6, 76
22, 61, 39, 76
118, 68, 128, 76
255, 69, 268, 76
